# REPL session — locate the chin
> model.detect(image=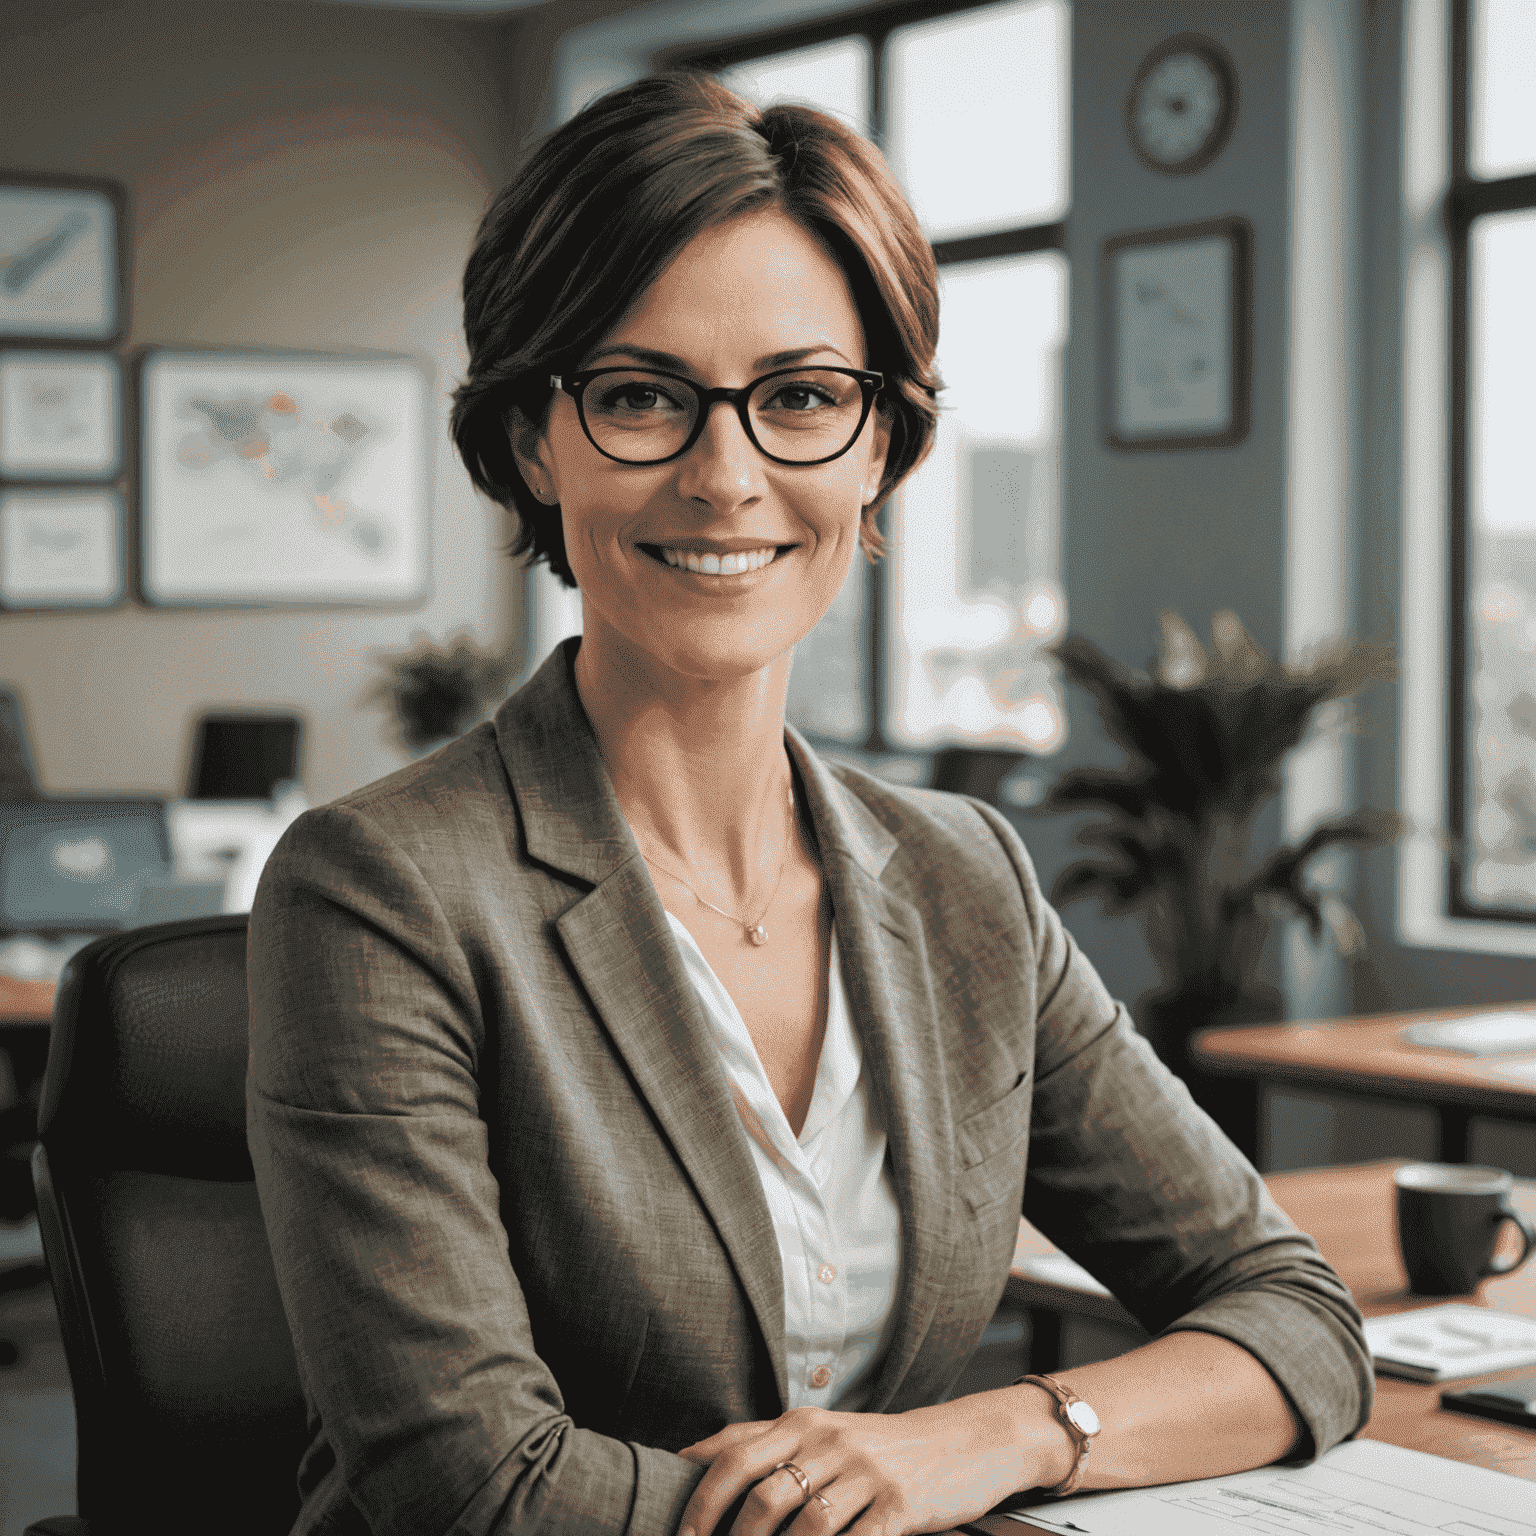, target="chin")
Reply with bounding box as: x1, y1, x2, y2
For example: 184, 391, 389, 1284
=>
622, 611, 800, 685
654, 633, 796, 684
